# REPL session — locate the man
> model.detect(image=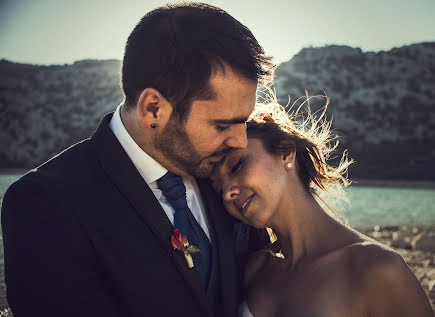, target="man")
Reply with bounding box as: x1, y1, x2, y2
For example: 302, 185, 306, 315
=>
1, 3, 274, 316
